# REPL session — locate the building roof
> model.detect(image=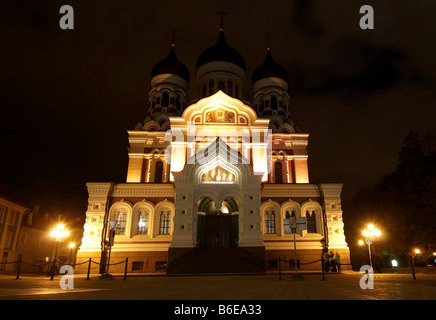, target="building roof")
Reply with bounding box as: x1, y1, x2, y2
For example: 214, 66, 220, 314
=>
252, 48, 288, 84
151, 44, 190, 82
196, 30, 246, 71
0, 180, 28, 209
